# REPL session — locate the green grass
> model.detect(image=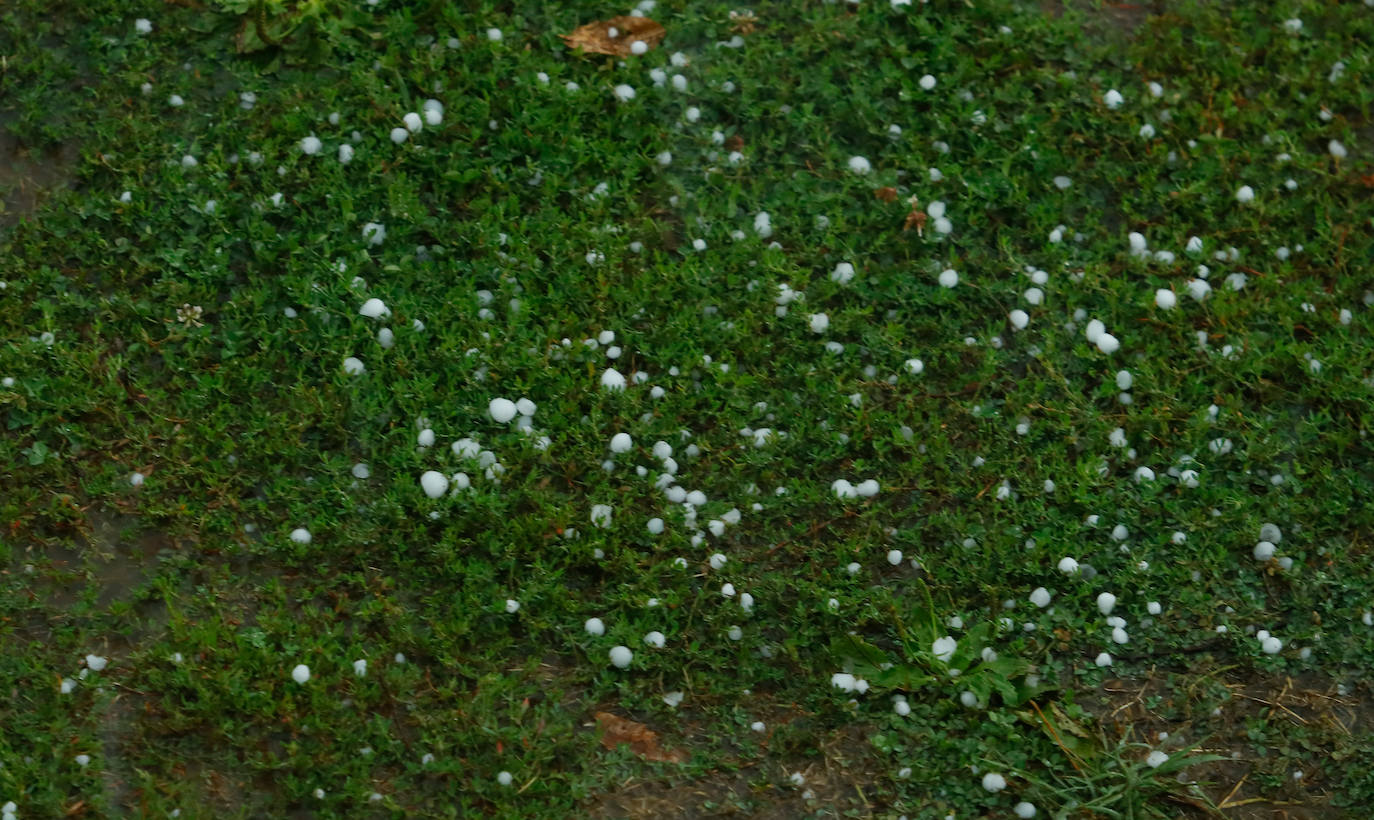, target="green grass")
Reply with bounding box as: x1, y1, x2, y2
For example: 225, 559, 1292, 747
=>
1, 0, 1372, 817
